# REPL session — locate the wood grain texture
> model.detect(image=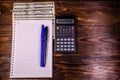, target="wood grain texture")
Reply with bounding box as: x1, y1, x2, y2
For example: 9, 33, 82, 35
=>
0, 0, 120, 80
